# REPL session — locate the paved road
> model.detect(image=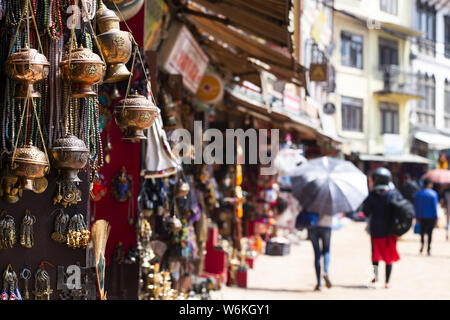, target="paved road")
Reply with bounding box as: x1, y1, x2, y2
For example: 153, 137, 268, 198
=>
217, 222, 450, 300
